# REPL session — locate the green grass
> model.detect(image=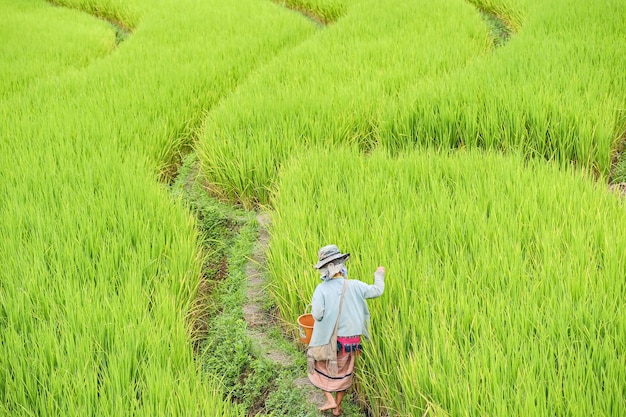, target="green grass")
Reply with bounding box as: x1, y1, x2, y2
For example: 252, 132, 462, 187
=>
614, 159, 626, 183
